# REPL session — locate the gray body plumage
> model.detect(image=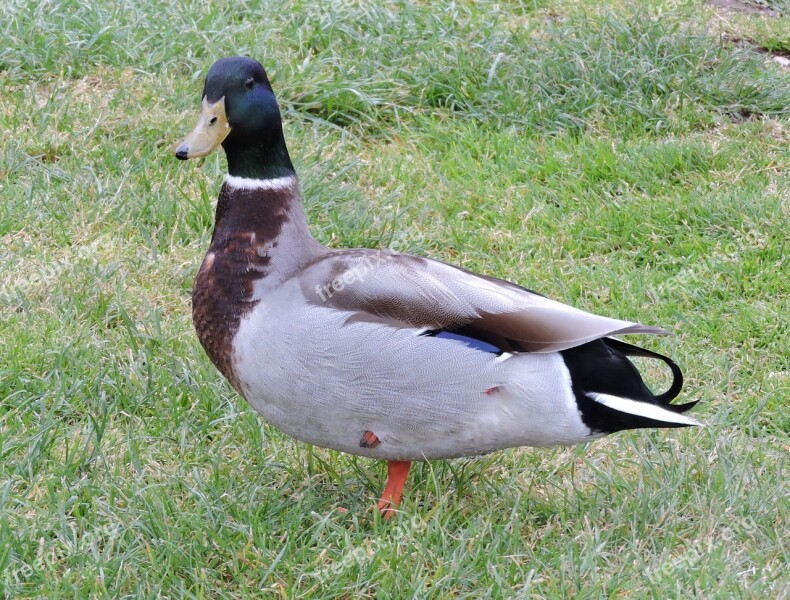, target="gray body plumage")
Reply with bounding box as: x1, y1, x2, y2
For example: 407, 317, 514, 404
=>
220, 176, 695, 461
235, 275, 598, 460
